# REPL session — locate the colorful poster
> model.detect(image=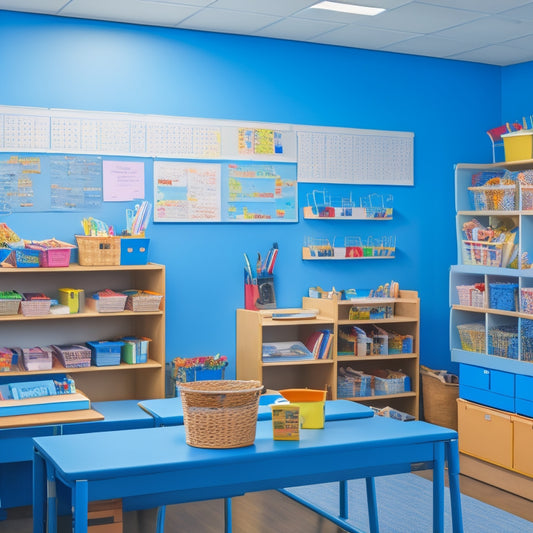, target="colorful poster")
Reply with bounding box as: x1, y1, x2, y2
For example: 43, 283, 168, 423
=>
154, 161, 221, 222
